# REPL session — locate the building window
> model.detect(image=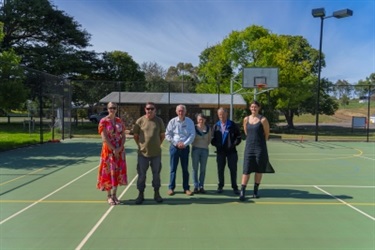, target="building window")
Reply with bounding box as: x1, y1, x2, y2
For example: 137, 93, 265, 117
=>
202, 109, 211, 117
